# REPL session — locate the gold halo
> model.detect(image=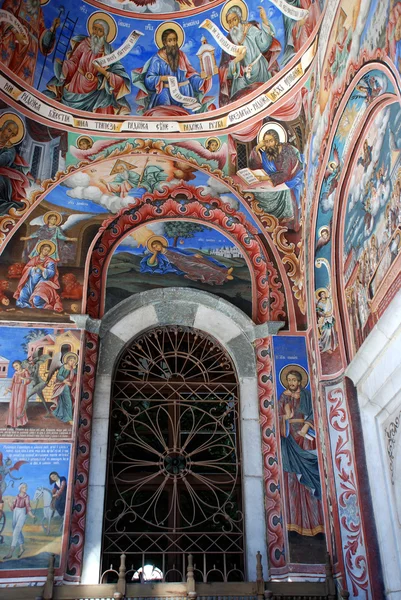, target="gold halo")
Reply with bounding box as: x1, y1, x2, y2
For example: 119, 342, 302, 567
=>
36, 240, 57, 256
40, 0, 51, 5
221, 0, 248, 31
43, 211, 62, 226
63, 352, 79, 365
328, 160, 338, 171
318, 225, 330, 237
155, 22, 184, 49
315, 287, 329, 300
205, 137, 221, 150
258, 122, 287, 145
146, 235, 168, 252
0, 113, 25, 146
279, 364, 309, 390
87, 12, 117, 43
76, 135, 93, 149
